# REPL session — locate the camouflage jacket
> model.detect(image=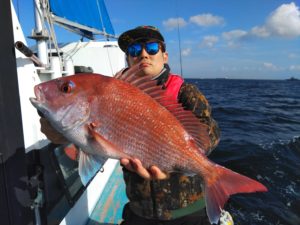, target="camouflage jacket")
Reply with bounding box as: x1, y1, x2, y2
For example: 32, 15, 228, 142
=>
123, 72, 220, 220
